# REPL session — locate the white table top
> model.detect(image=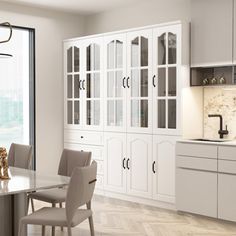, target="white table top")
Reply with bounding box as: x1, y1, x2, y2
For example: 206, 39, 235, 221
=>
0, 167, 70, 196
